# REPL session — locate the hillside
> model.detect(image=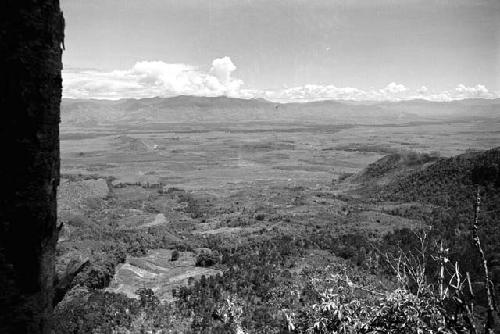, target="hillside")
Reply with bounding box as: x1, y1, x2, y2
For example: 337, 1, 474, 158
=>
61, 96, 500, 126
377, 147, 500, 206
352, 151, 440, 186
357, 148, 500, 262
